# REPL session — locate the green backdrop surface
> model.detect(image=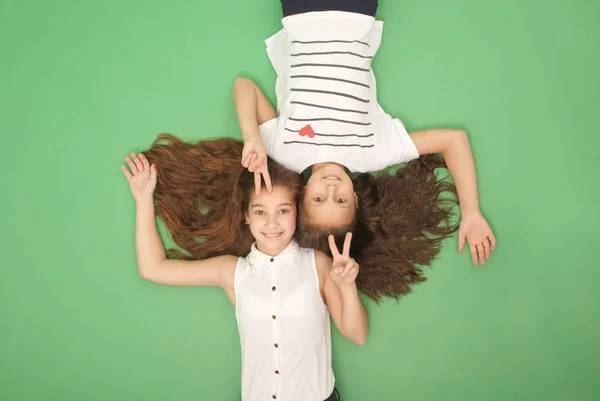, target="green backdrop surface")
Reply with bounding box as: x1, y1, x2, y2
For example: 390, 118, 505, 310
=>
1, 0, 599, 400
